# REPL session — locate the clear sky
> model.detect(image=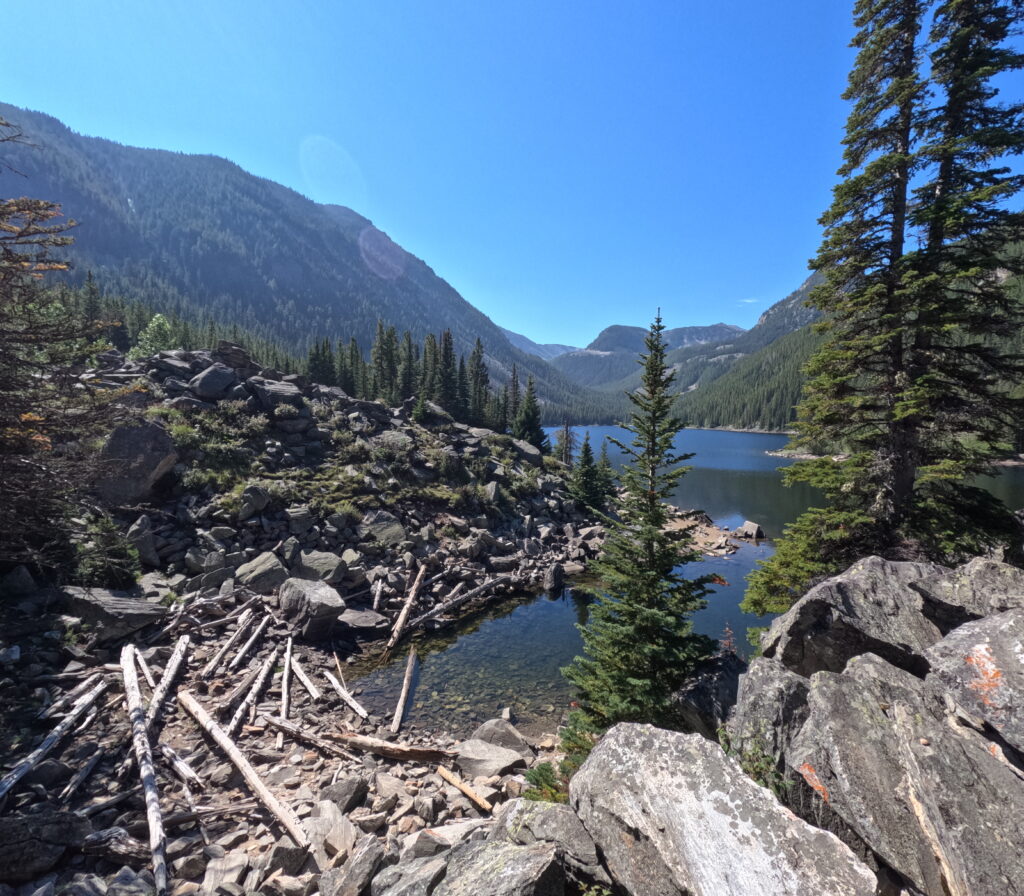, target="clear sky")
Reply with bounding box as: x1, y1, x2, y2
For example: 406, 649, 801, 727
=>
2, 1, 861, 346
